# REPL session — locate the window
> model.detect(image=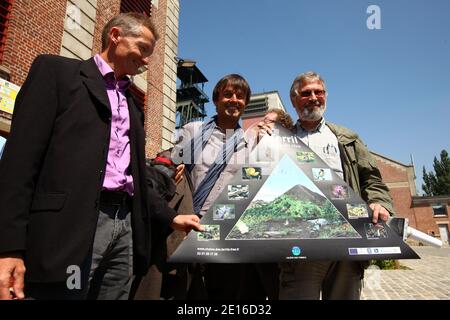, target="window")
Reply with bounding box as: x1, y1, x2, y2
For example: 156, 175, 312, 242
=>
432, 204, 448, 216
120, 0, 152, 16
0, 0, 14, 62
